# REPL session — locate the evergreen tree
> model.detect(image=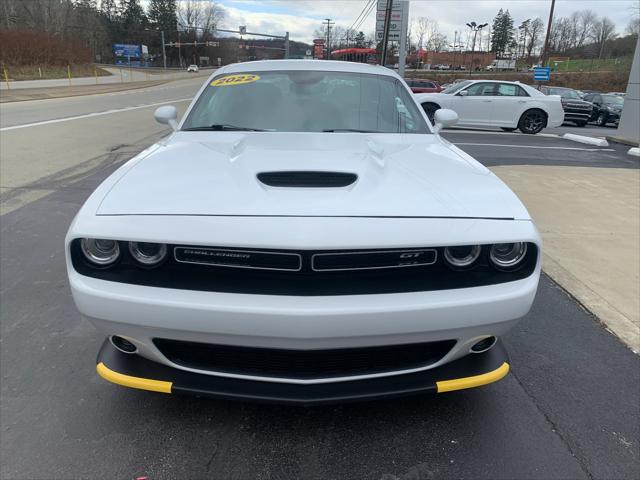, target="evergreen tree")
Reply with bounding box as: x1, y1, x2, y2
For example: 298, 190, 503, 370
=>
490, 9, 504, 53
354, 31, 366, 48
490, 8, 515, 57
148, 0, 177, 34
120, 0, 147, 40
